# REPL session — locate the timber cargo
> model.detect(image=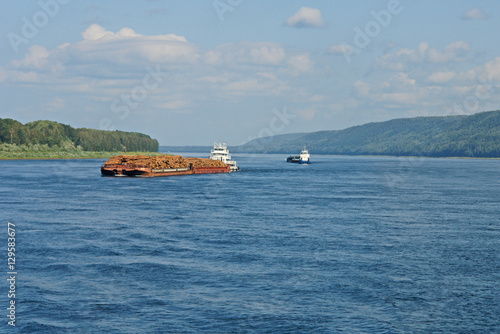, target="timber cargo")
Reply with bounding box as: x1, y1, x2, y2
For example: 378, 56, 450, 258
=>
101, 155, 230, 177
